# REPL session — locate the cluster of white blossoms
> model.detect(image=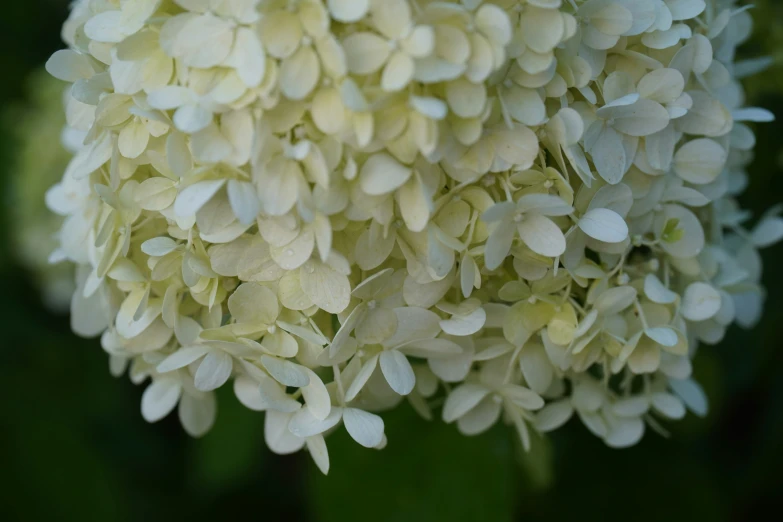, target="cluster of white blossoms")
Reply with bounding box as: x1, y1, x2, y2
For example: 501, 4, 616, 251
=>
45, 0, 781, 473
